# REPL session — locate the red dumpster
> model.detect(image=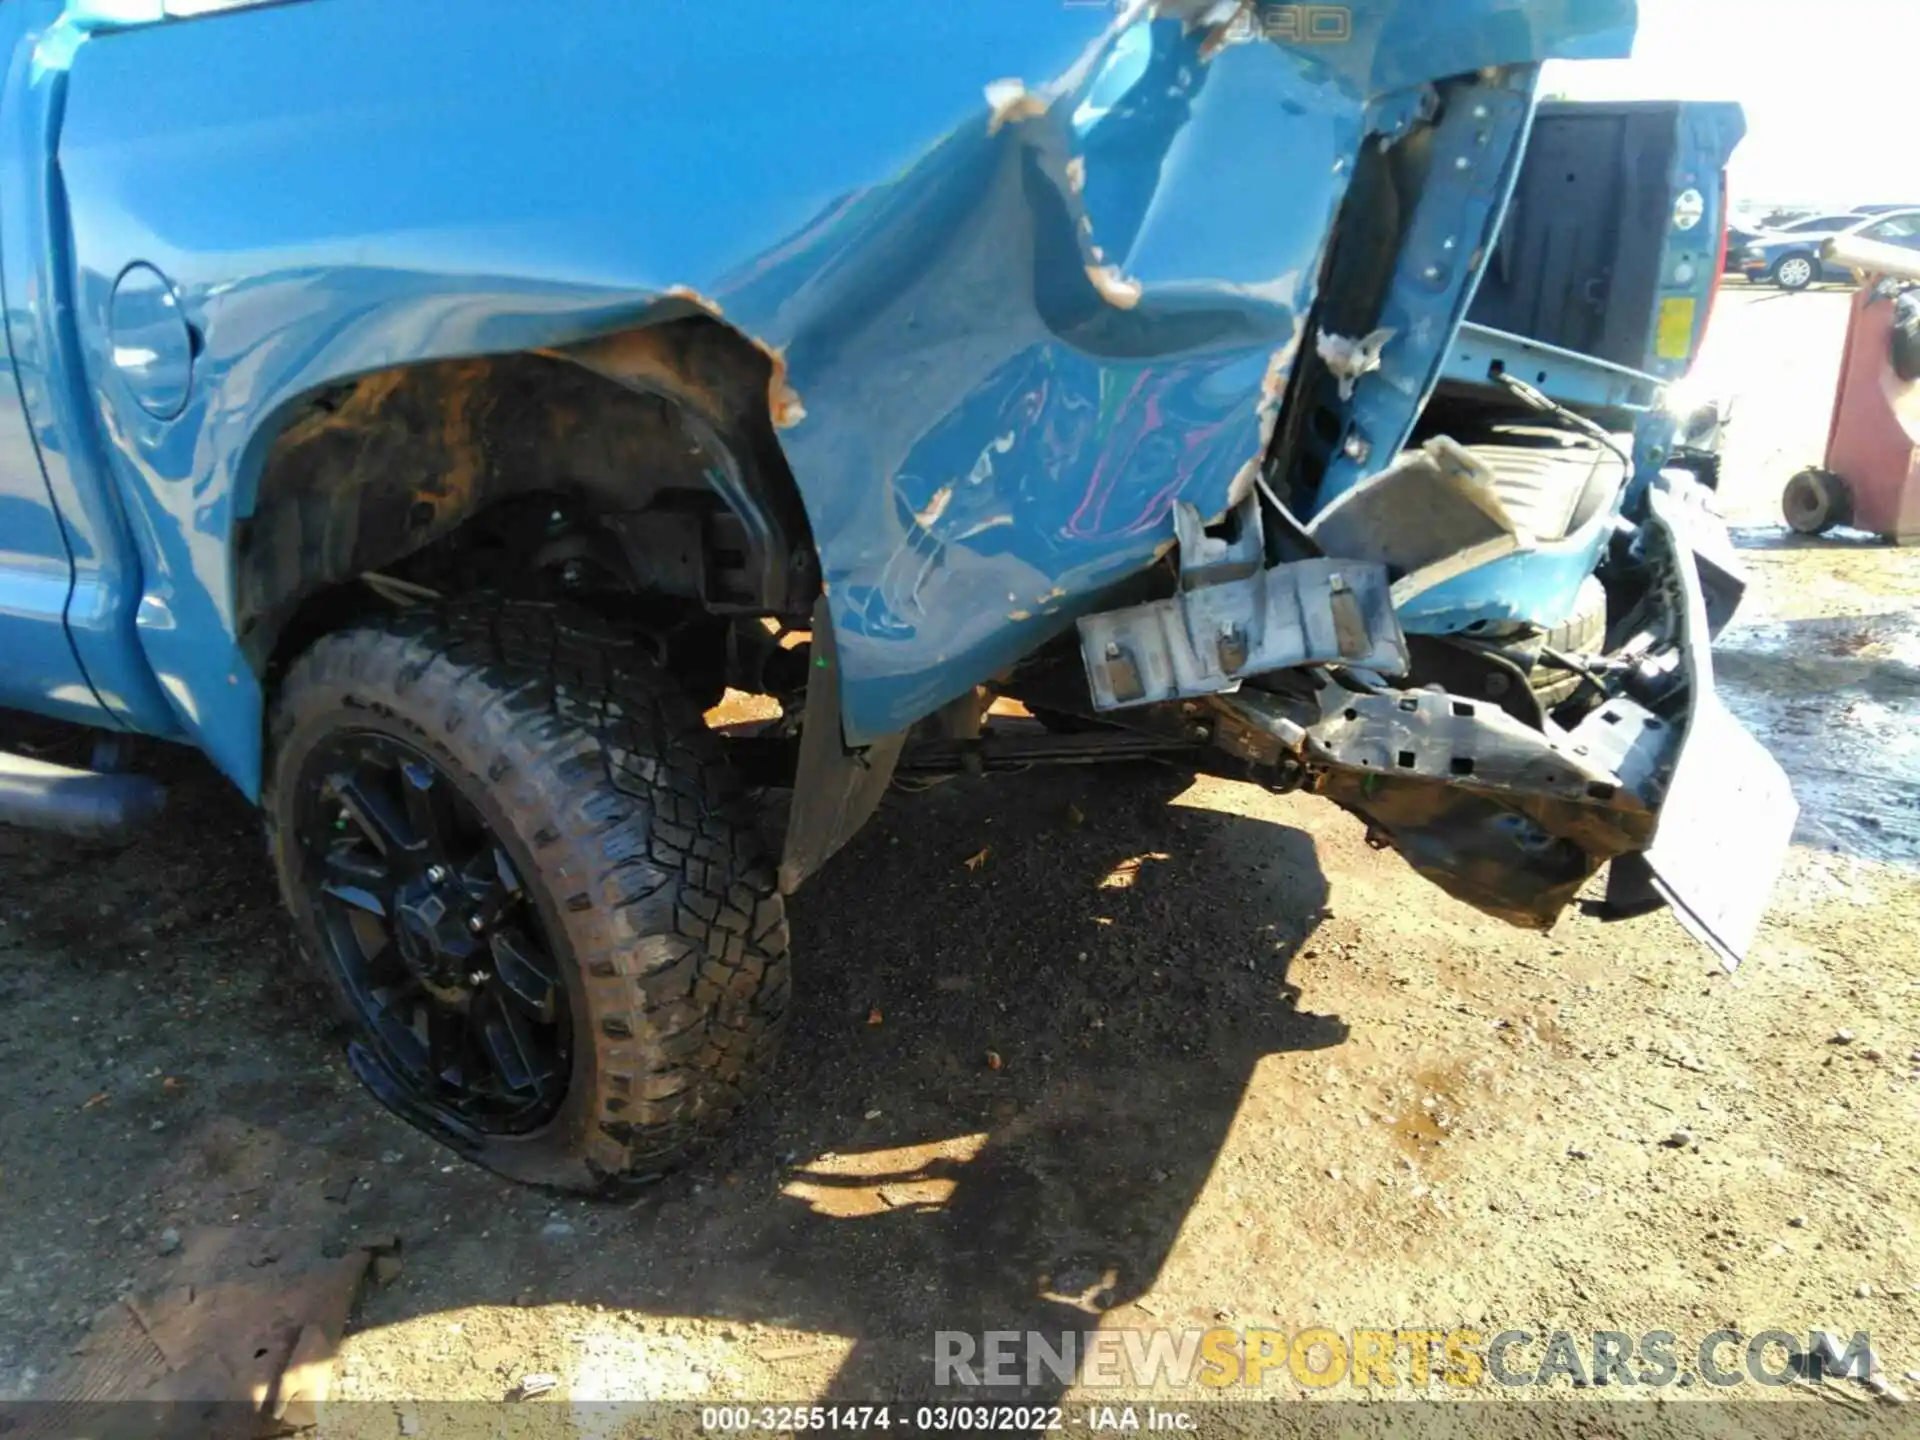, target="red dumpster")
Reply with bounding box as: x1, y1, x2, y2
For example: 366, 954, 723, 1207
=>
1782, 236, 1920, 543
